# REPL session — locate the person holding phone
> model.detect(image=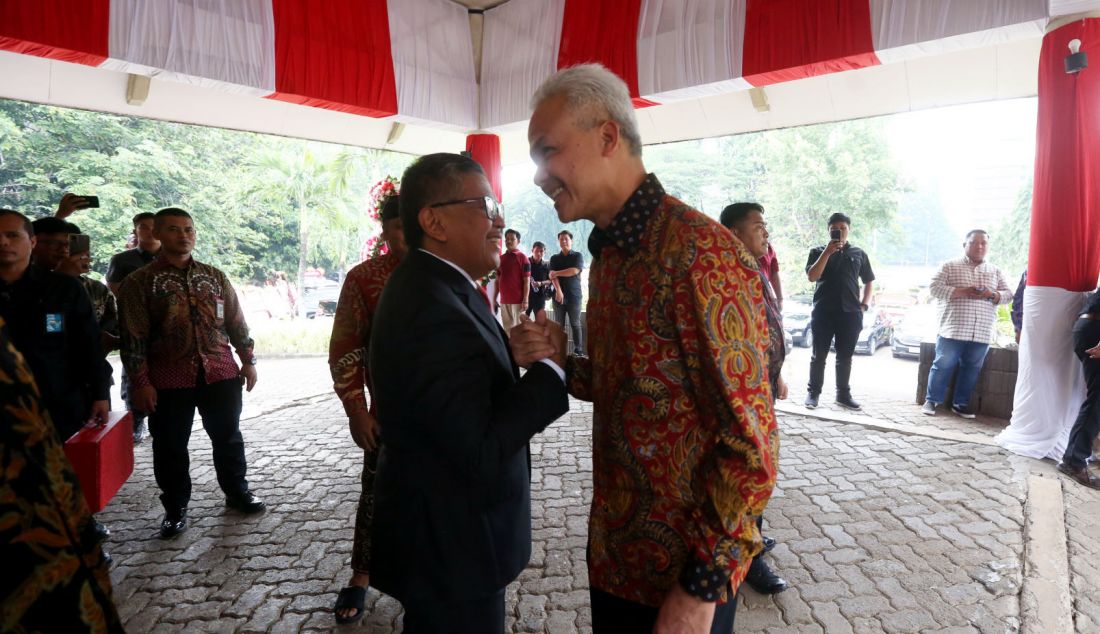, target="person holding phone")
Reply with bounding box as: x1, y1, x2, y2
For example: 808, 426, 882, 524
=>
804, 212, 875, 411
